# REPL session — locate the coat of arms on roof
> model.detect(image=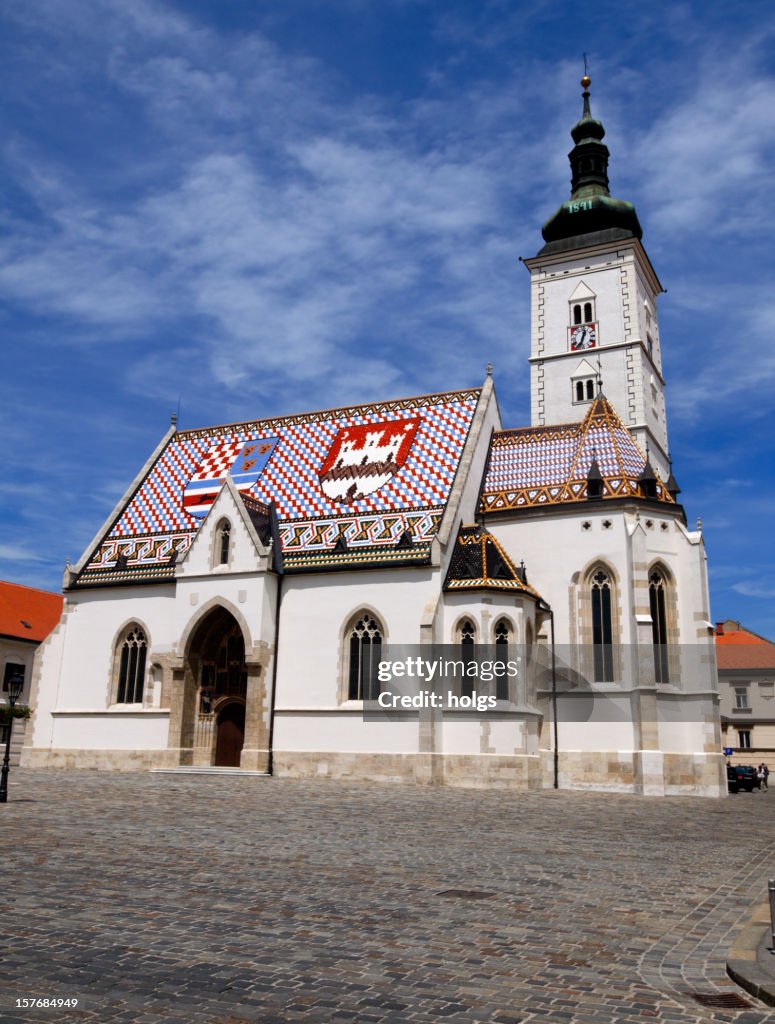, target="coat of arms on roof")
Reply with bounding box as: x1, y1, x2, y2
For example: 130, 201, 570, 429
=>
183, 436, 279, 518
318, 417, 420, 503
